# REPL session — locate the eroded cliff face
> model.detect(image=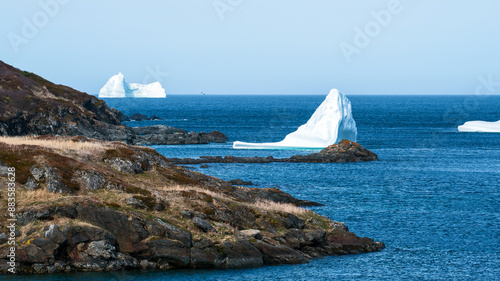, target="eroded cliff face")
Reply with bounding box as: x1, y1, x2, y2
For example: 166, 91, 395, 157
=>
0, 136, 384, 274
